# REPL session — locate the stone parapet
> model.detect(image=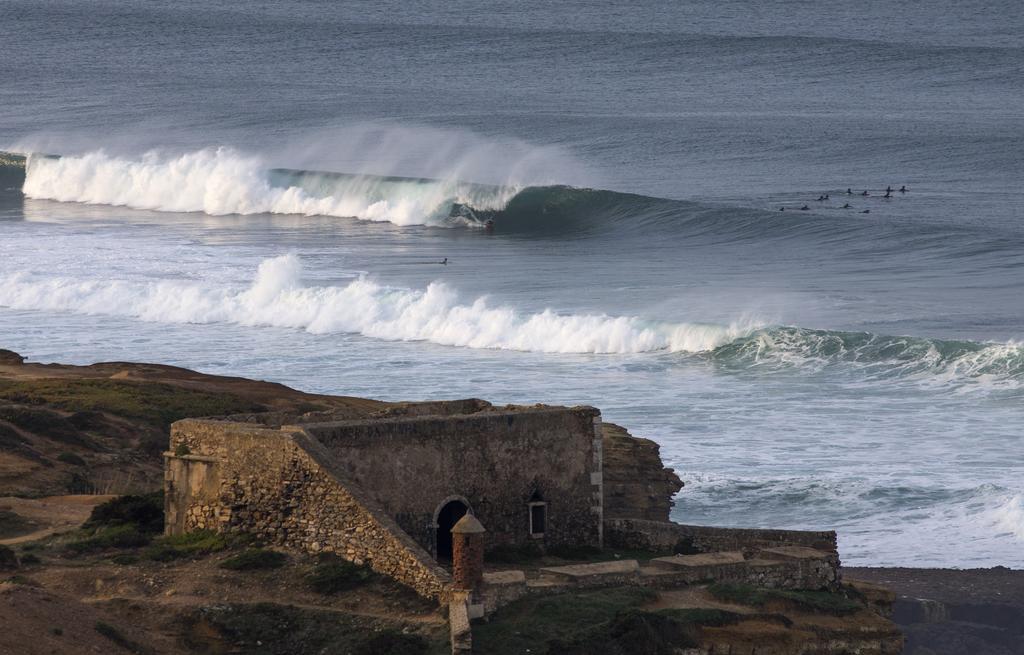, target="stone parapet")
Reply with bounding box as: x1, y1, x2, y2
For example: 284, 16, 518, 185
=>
605, 518, 838, 556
